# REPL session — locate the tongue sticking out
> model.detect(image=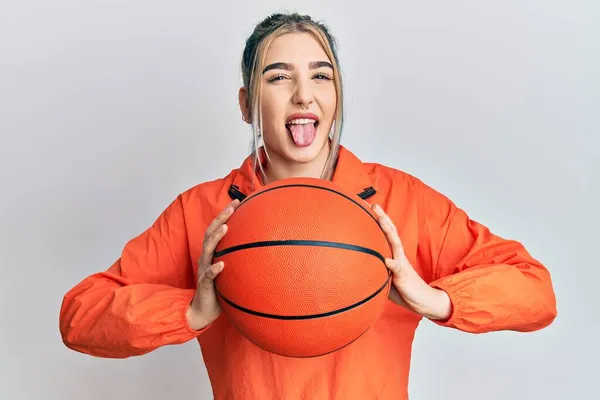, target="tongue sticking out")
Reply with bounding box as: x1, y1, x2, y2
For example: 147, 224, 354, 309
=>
288, 123, 316, 147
